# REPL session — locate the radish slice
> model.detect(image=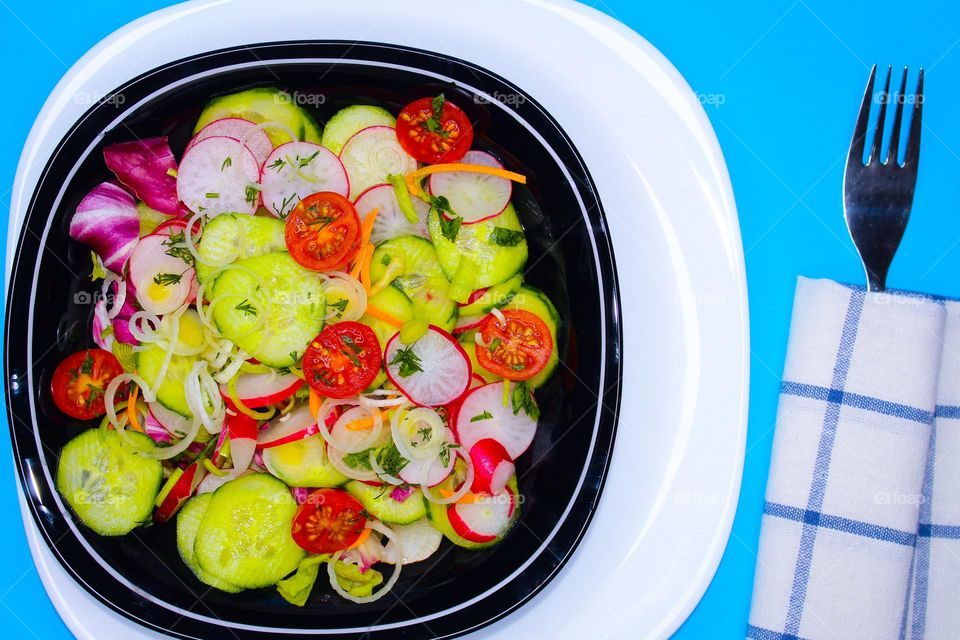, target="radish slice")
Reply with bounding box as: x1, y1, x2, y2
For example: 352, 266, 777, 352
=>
398, 428, 457, 486
340, 126, 418, 200
148, 401, 191, 438
197, 468, 247, 495
258, 404, 319, 448
452, 314, 484, 335
154, 459, 207, 523
447, 485, 516, 543
219, 371, 303, 409
226, 412, 258, 472
384, 327, 471, 407
468, 438, 515, 495
177, 136, 259, 216
186, 118, 273, 166
259, 141, 349, 217
381, 518, 443, 564
455, 381, 537, 459
427, 150, 511, 223
127, 233, 197, 313
354, 183, 430, 245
